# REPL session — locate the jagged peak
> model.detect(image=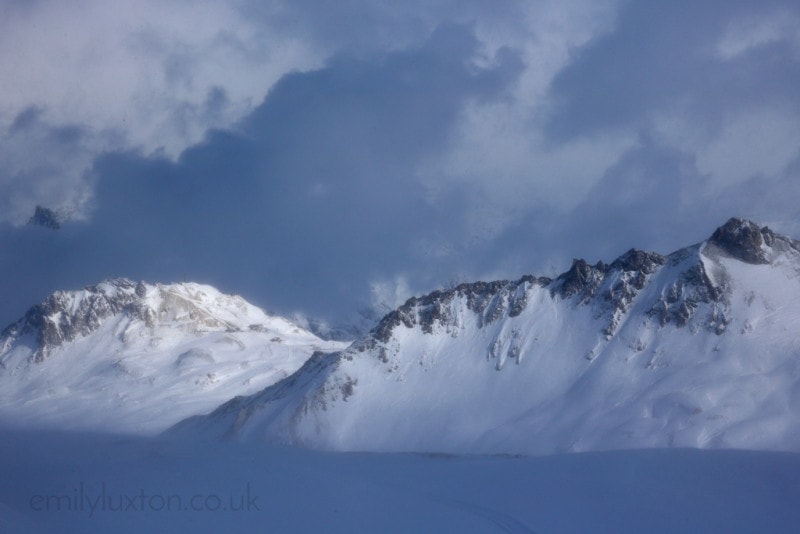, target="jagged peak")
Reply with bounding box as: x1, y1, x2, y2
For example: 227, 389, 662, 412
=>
707, 217, 774, 265
552, 258, 607, 301
609, 249, 666, 273
27, 205, 61, 230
